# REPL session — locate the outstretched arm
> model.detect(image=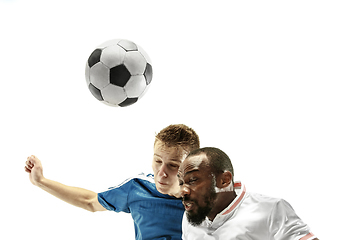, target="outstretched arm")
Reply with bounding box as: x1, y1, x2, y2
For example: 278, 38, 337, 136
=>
25, 155, 106, 212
